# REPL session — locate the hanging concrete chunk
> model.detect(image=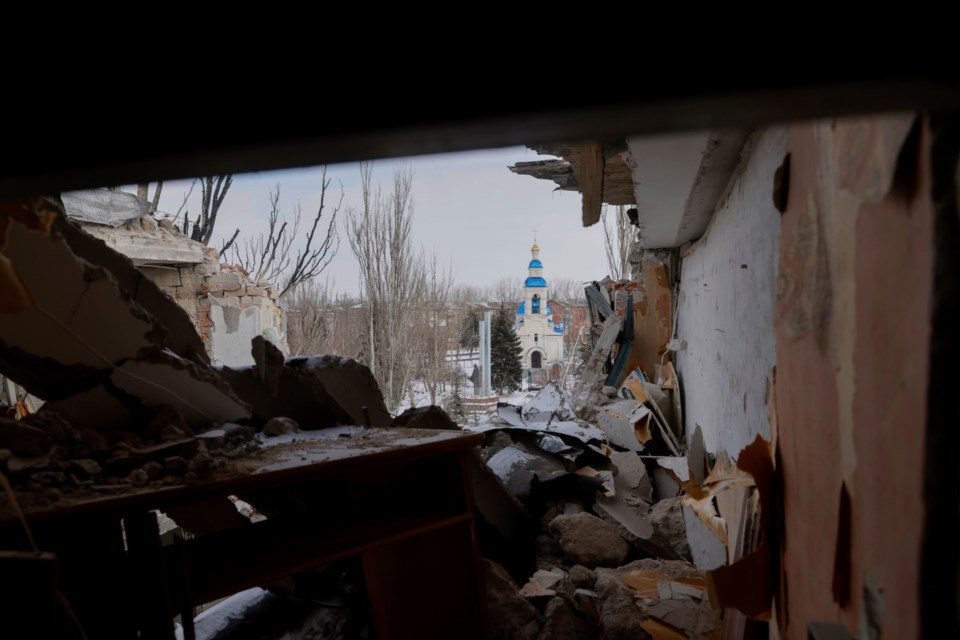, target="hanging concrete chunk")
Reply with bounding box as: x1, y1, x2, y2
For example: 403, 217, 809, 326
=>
111, 351, 250, 428
53, 216, 209, 364
0, 212, 164, 399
